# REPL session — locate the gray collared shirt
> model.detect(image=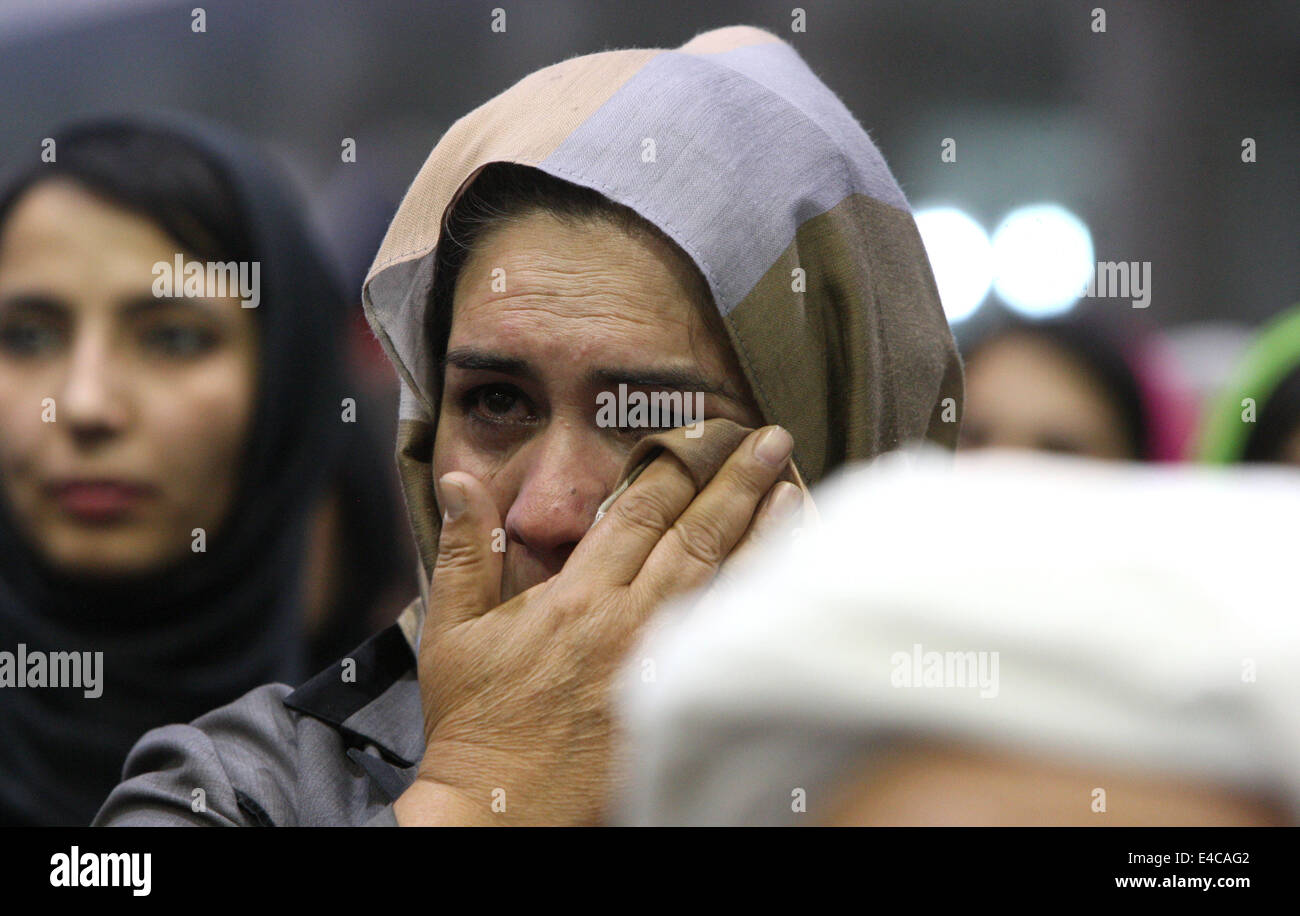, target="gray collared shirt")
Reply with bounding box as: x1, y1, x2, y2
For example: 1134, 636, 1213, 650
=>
93, 624, 420, 827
